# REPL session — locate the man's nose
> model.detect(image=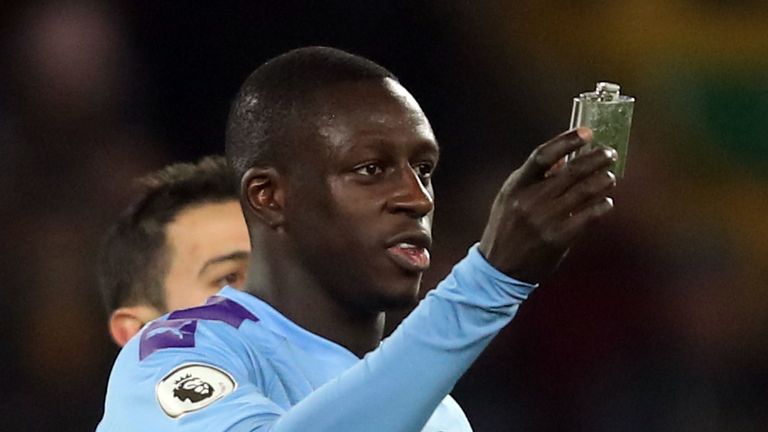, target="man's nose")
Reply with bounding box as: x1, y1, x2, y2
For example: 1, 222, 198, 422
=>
386, 165, 434, 218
